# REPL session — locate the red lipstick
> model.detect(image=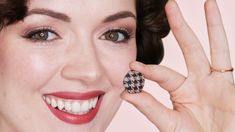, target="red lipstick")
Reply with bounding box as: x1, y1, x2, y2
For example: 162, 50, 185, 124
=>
44, 91, 104, 125
47, 91, 105, 100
